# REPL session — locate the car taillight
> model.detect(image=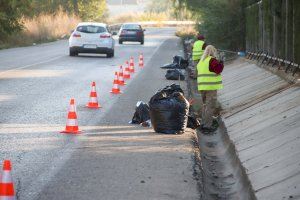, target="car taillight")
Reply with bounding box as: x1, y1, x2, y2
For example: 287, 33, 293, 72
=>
72, 33, 81, 38
137, 31, 143, 36
100, 35, 111, 38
